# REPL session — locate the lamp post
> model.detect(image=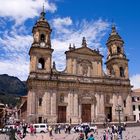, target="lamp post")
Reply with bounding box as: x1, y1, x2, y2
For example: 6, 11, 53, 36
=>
115, 104, 123, 126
